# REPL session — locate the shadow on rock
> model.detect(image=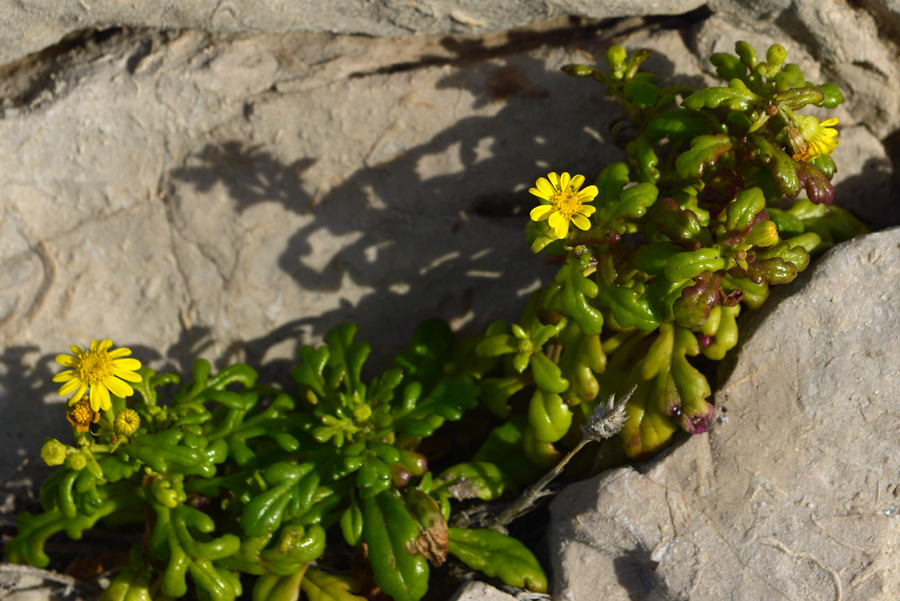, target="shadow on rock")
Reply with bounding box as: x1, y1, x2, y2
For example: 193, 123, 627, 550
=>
165, 27, 719, 379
